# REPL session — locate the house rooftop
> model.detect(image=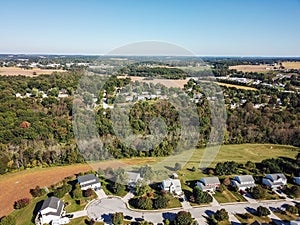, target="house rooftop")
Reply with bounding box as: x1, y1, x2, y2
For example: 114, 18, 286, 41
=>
201, 177, 220, 185
78, 174, 99, 183
267, 173, 286, 181
41, 196, 60, 210
126, 171, 141, 182
235, 175, 255, 183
